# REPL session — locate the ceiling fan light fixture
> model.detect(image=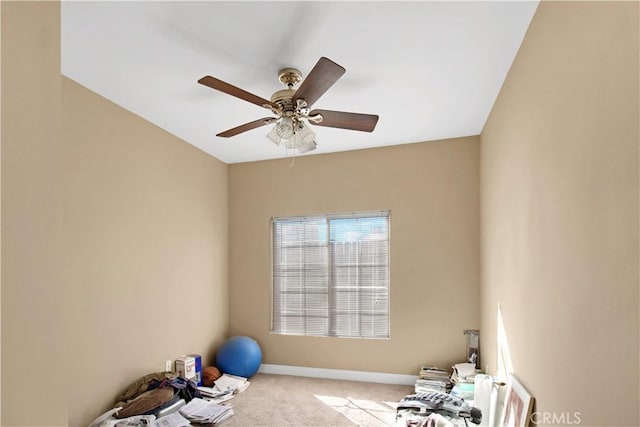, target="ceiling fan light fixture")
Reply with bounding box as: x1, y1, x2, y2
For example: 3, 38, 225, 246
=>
266, 125, 283, 146
266, 119, 317, 154
298, 138, 317, 154
198, 57, 377, 155
267, 125, 289, 147
275, 117, 294, 139
295, 121, 316, 143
